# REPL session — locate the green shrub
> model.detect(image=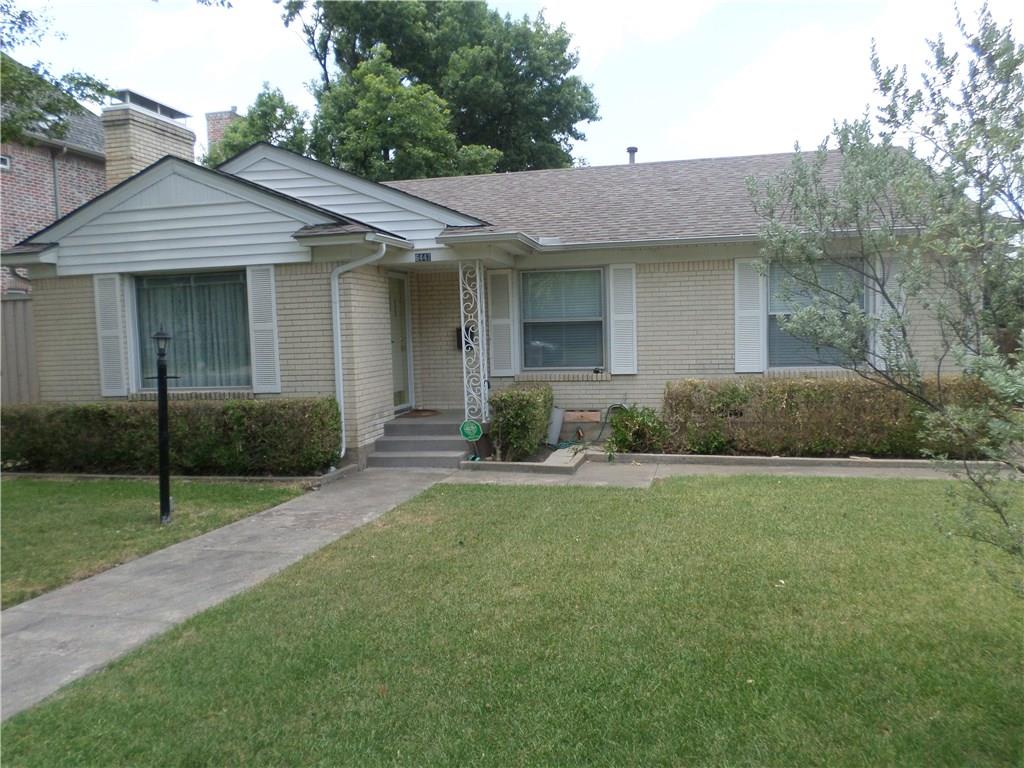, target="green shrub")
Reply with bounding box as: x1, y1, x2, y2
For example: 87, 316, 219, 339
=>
488, 384, 554, 461
1, 398, 340, 475
661, 377, 989, 458
606, 405, 670, 454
